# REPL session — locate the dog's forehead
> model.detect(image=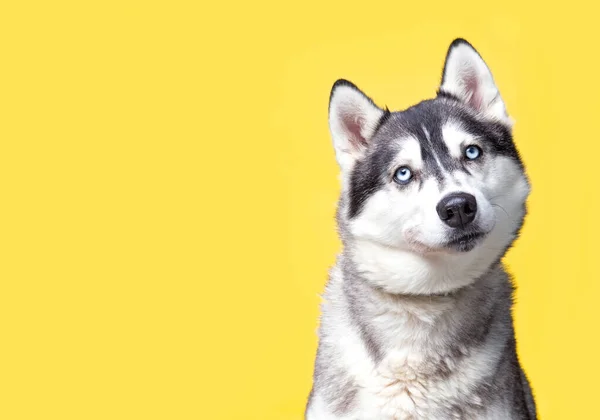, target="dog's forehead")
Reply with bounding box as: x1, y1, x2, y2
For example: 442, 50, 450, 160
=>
375, 100, 458, 148
372, 100, 469, 170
